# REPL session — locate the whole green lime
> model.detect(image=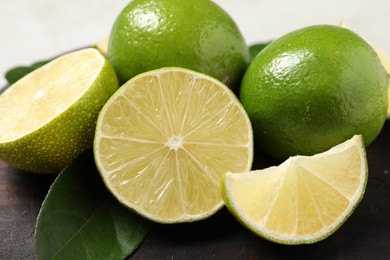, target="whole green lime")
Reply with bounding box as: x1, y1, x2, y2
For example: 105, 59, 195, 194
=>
240, 25, 388, 160
108, 0, 249, 92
